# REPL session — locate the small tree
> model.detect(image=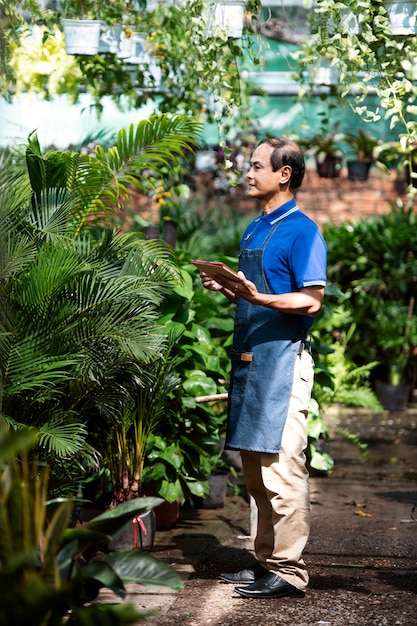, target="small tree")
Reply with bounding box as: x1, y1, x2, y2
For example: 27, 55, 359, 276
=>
0, 113, 201, 489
